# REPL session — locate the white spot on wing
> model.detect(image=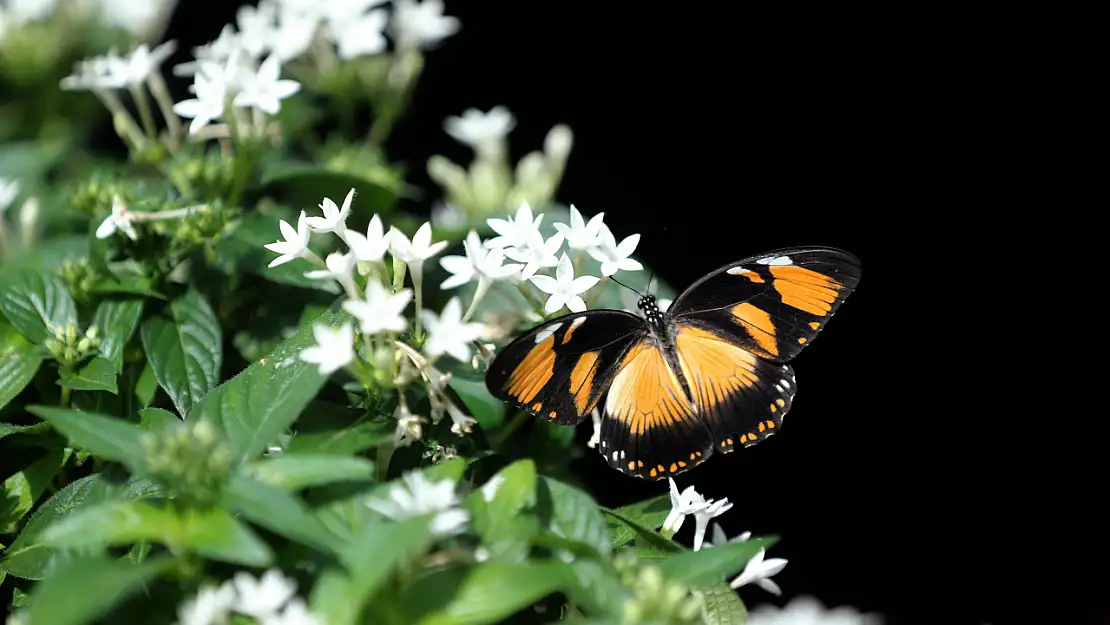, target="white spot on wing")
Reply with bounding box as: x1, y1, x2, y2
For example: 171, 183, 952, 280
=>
569, 317, 587, 331
534, 323, 562, 343
757, 255, 793, 266
727, 266, 750, 275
